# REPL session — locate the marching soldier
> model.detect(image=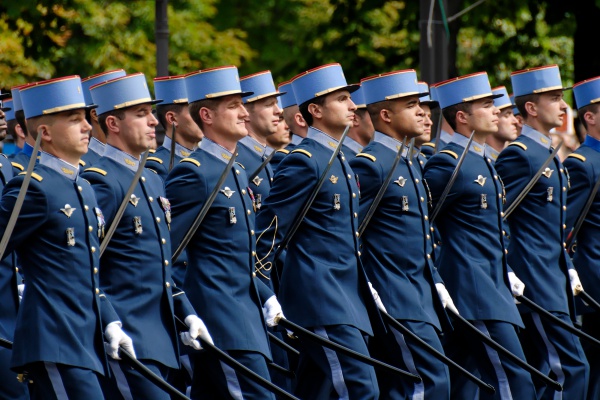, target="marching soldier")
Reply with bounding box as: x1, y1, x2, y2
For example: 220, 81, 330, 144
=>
0, 76, 135, 399
485, 86, 519, 164
255, 63, 384, 399
80, 70, 127, 167
424, 72, 537, 399
563, 76, 600, 400
495, 65, 590, 399
9, 85, 37, 175
350, 69, 454, 399
269, 80, 308, 171
265, 98, 291, 152
237, 70, 283, 218
343, 84, 373, 158
166, 66, 279, 399
420, 84, 455, 159
147, 74, 203, 182
0, 93, 28, 400
413, 81, 437, 176
82, 73, 211, 399
4, 98, 26, 158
